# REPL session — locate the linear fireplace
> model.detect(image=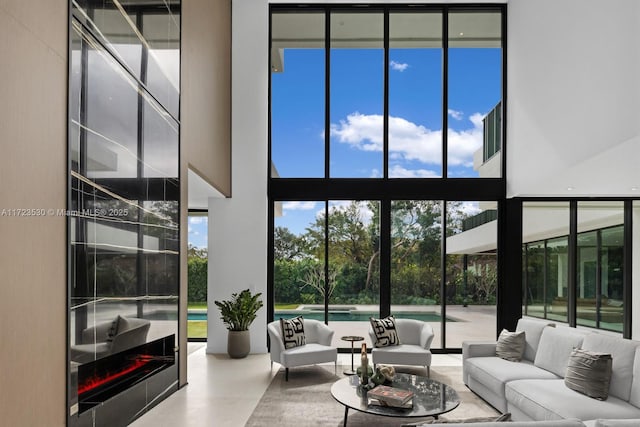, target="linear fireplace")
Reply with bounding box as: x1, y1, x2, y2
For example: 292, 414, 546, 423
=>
76, 335, 175, 414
